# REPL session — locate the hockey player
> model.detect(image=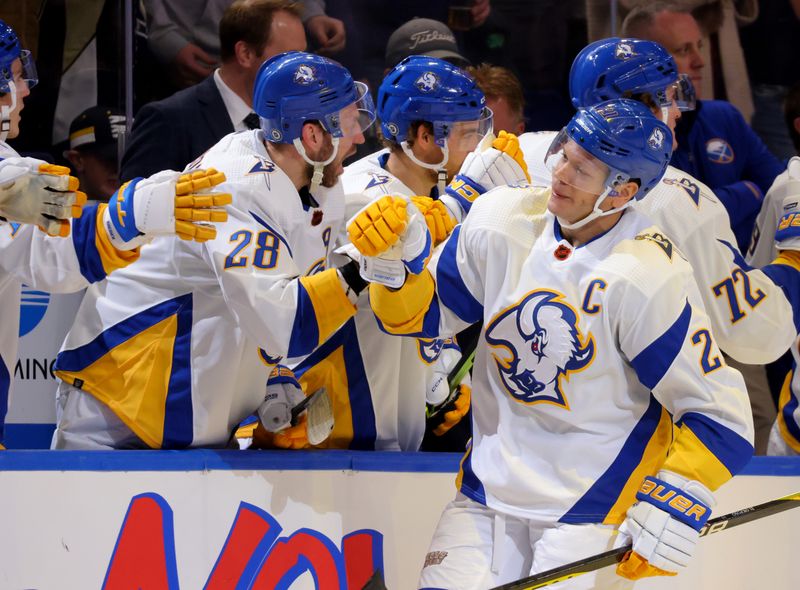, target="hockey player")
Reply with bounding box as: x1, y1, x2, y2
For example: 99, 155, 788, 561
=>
263, 55, 529, 451
349, 99, 754, 588
51, 51, 377, 449
0, 19, 230, 448
519, 38, 799, 368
